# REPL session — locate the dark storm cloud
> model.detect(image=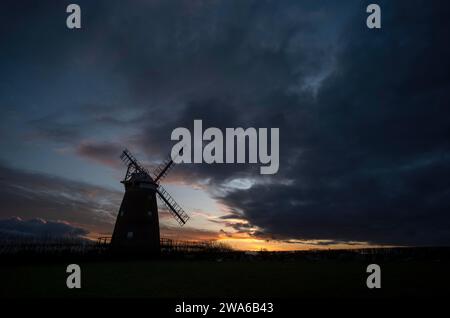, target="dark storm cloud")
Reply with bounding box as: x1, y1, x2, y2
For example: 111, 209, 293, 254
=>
2, 0, 450, 246
102, 0, 449, 246
0, 163, 122, 233
217, 1, 450, 246
105, 0, 347, 183
0, 217, 88, 238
